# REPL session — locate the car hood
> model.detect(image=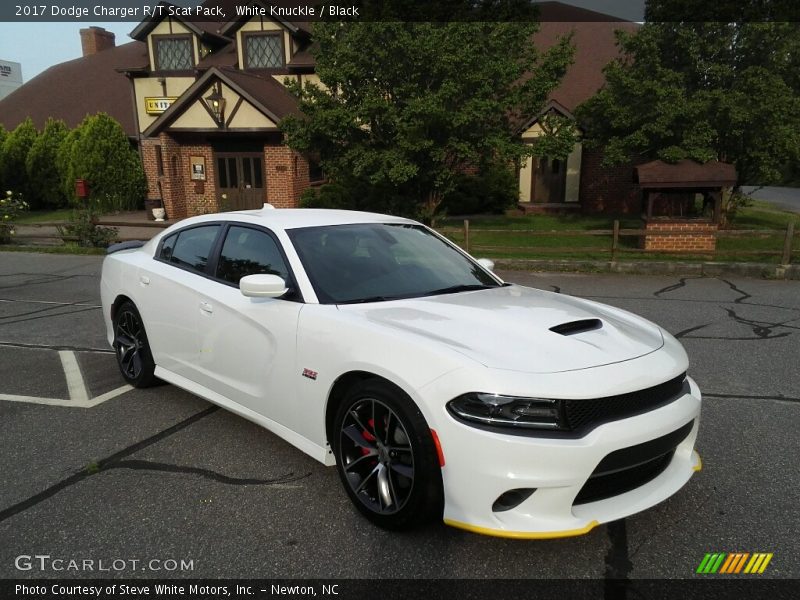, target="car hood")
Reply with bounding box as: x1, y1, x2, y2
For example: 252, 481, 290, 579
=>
340, 285, 664, 374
